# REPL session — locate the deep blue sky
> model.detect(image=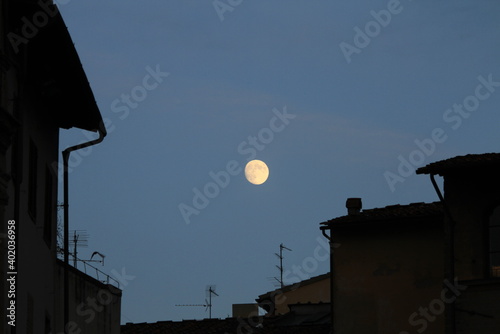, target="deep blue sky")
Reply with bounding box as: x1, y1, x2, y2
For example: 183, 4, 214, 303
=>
56, 0, 500, 323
